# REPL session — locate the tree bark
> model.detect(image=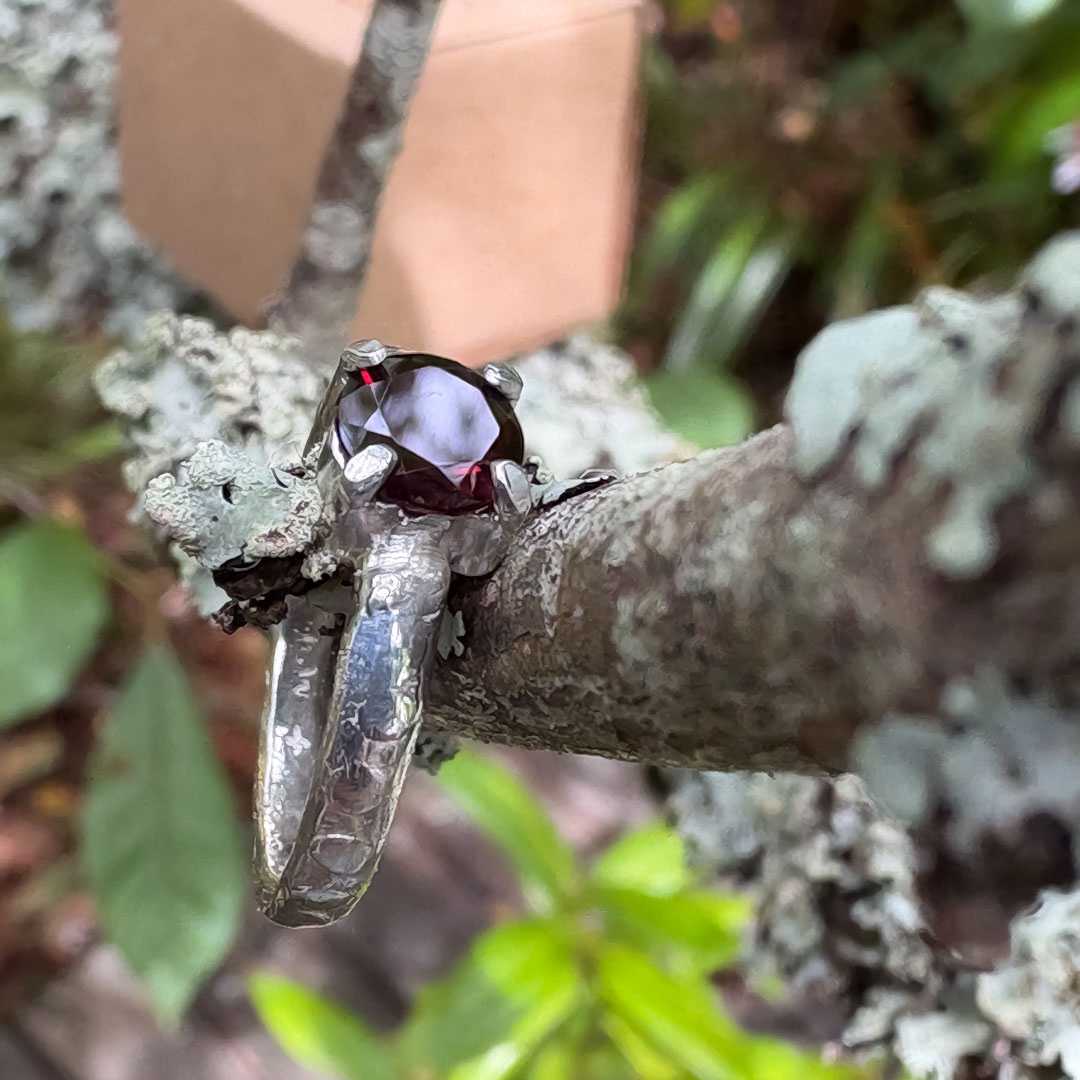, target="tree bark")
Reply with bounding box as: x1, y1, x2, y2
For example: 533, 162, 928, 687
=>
264, 0, 442, 362
429, 234, 1080, 951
